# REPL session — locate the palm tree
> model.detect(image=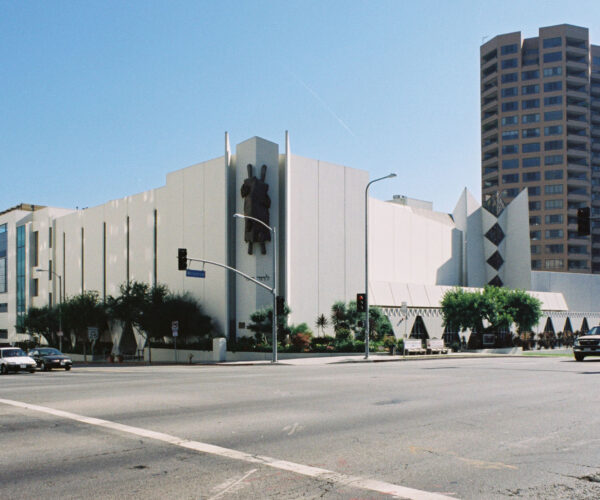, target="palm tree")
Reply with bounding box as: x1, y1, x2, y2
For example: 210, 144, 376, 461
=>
315, 313, 328, 336
330, 301, 347, 333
